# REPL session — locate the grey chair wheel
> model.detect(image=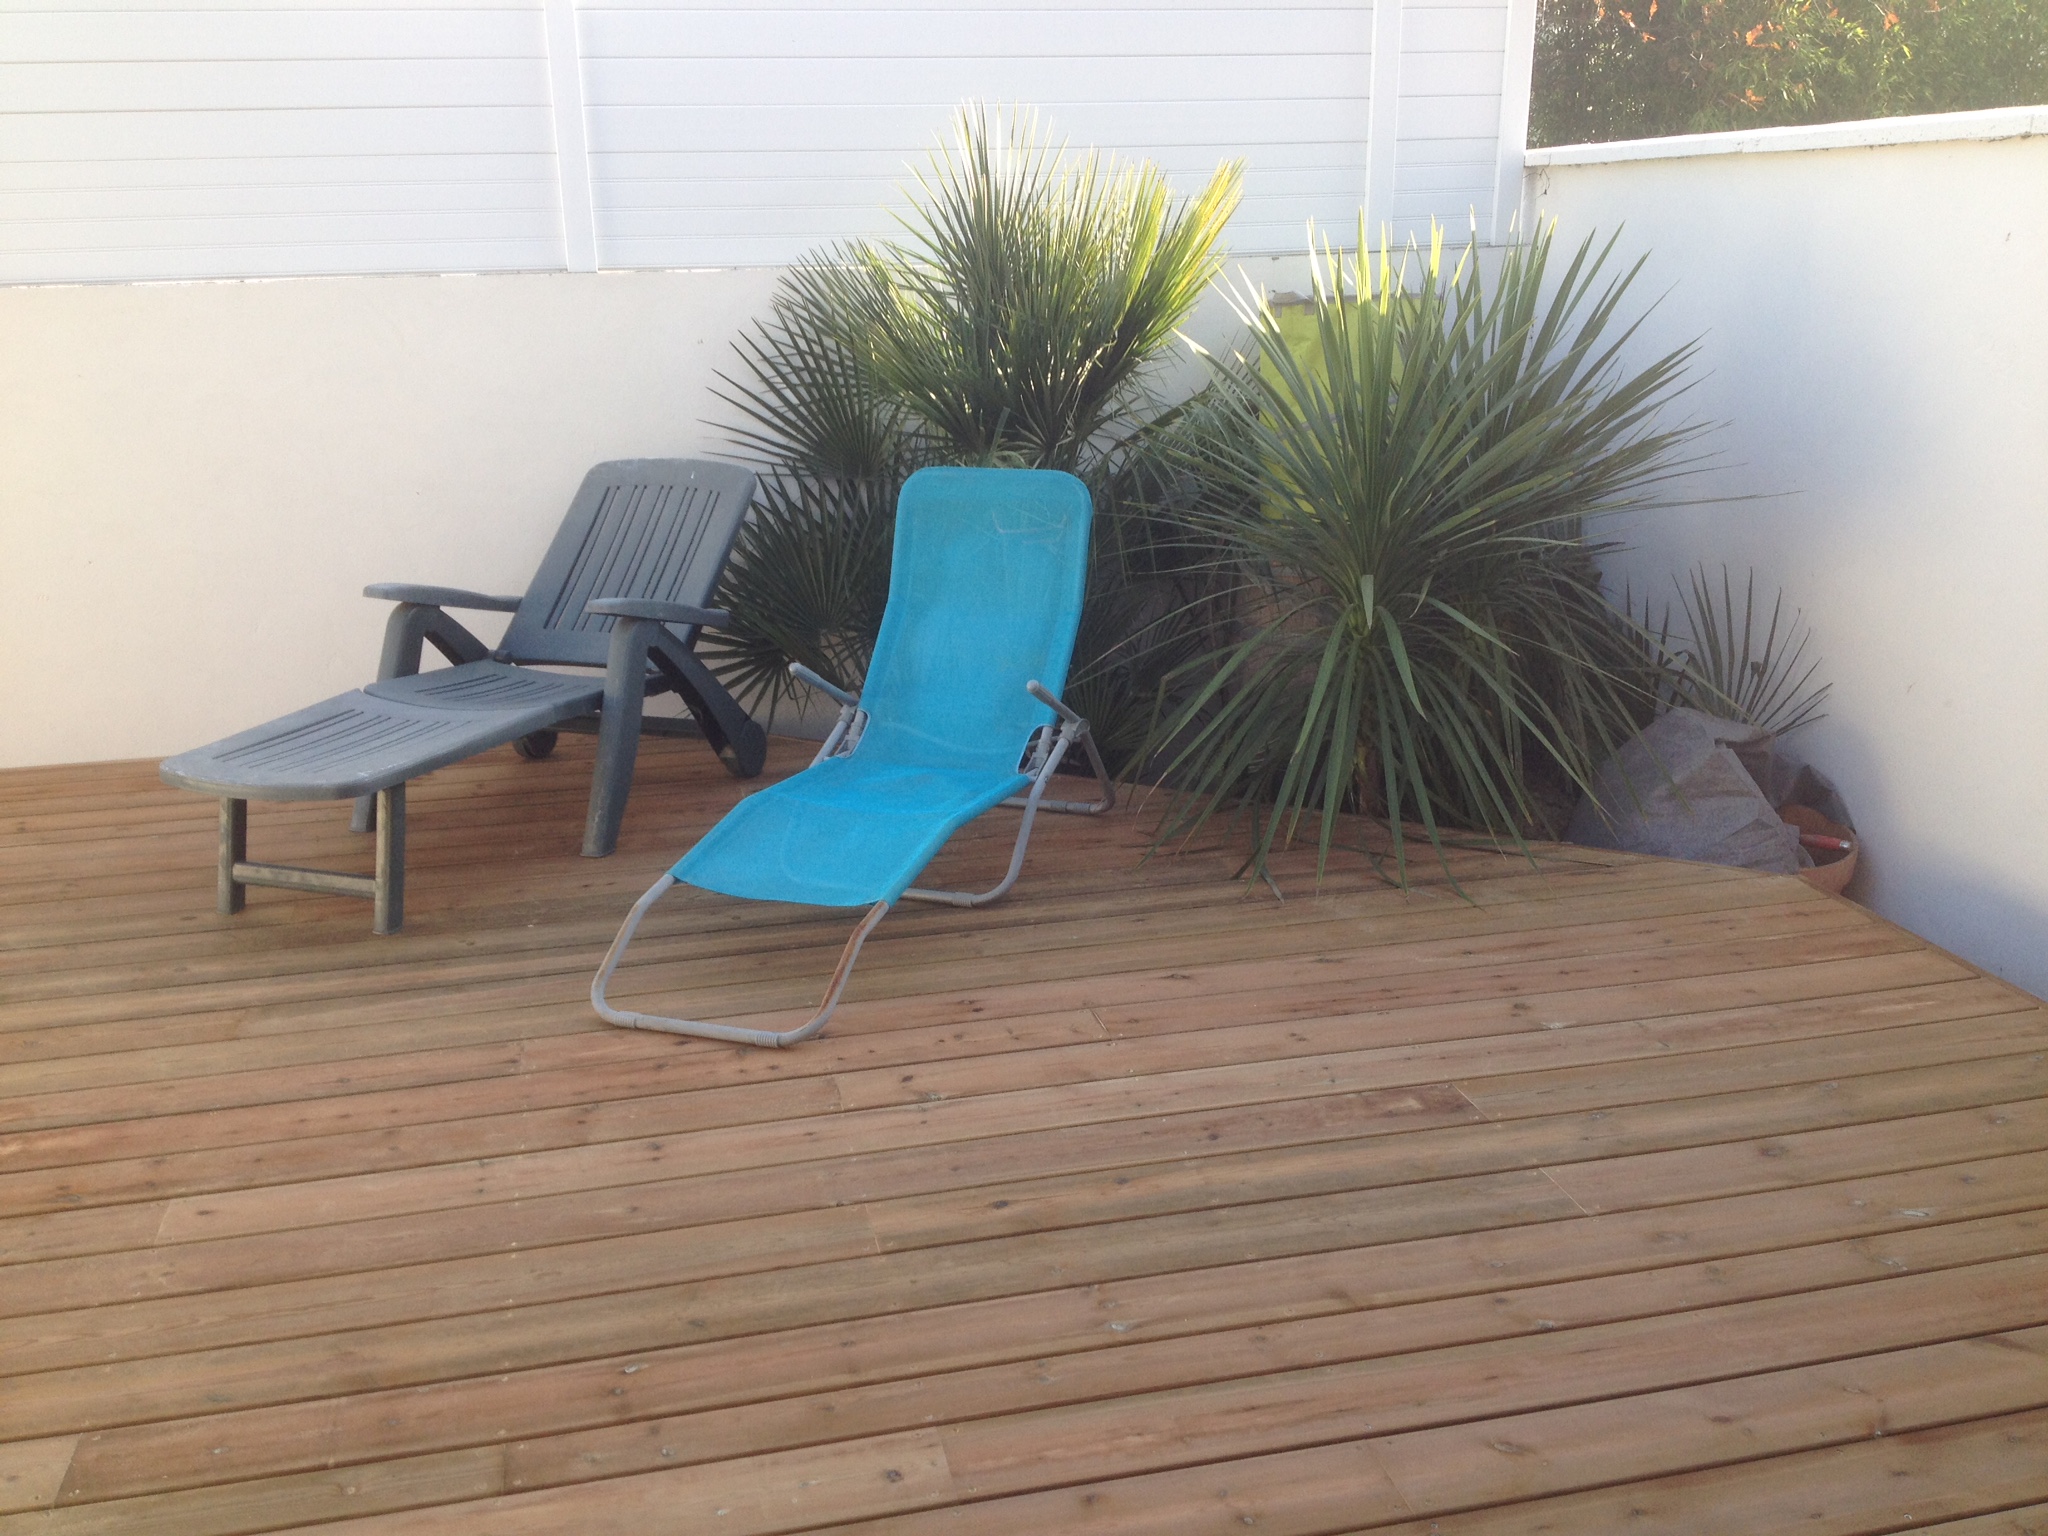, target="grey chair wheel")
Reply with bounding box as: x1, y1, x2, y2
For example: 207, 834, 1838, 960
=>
723, 719, 769, 779
514, 730, 558, 761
